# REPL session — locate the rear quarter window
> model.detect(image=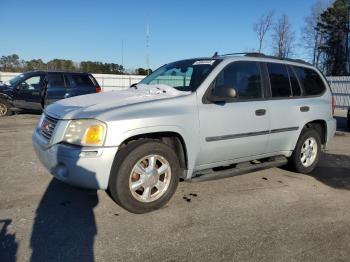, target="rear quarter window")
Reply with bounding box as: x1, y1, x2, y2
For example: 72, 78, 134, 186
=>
68, 74, 95, 88
293, 66, 325, 96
